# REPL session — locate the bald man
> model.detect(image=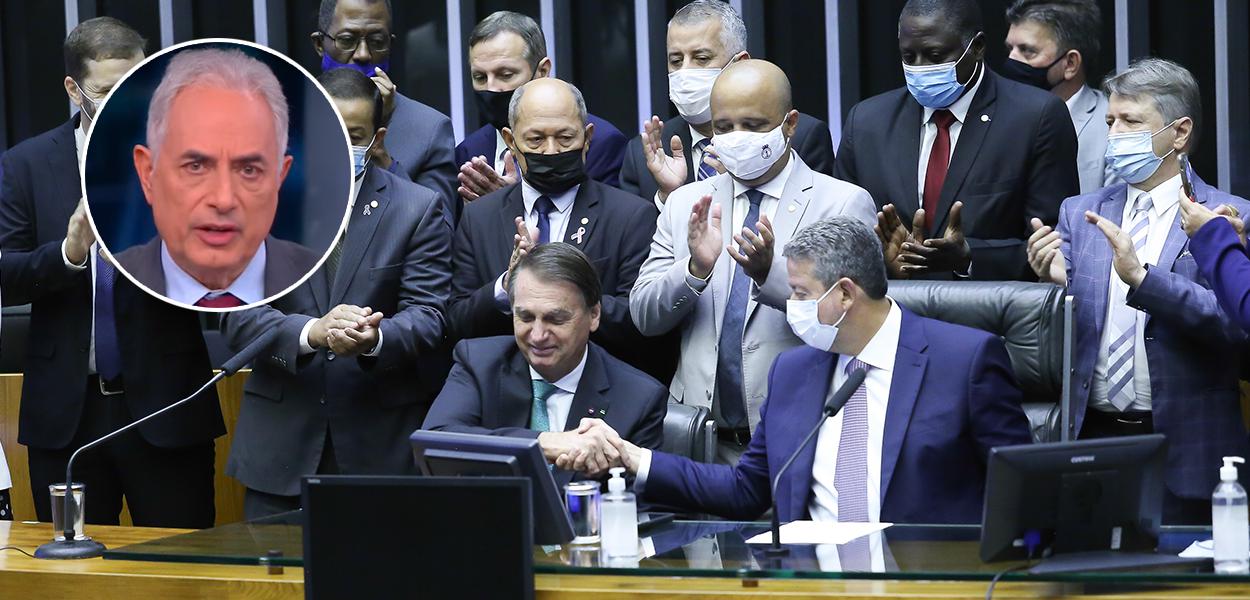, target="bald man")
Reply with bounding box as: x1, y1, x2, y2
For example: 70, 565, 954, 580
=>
448, 78, 672, 382
631, 59, 877, 464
